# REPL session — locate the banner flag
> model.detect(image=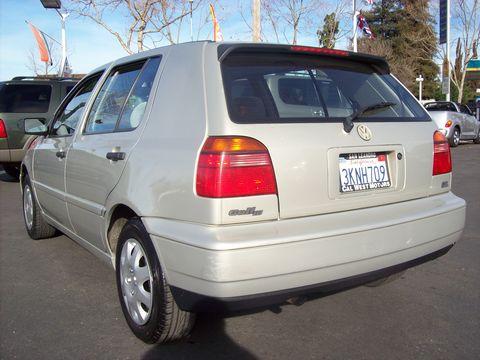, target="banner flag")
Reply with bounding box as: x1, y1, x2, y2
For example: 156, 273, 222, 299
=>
28, 22, 52, 65
209, 4, 223, 42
